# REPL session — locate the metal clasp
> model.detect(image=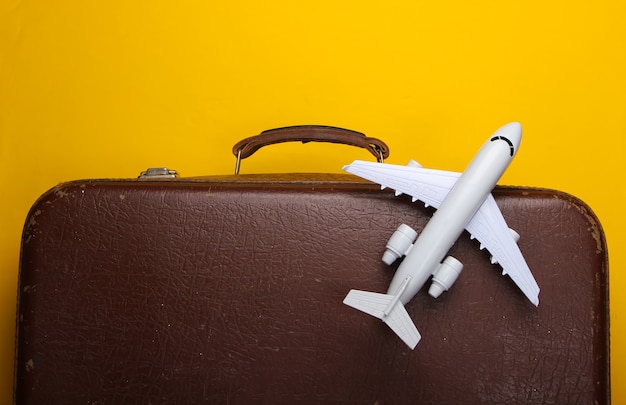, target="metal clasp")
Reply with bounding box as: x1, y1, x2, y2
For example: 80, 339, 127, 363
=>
138, 168, 178, 179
